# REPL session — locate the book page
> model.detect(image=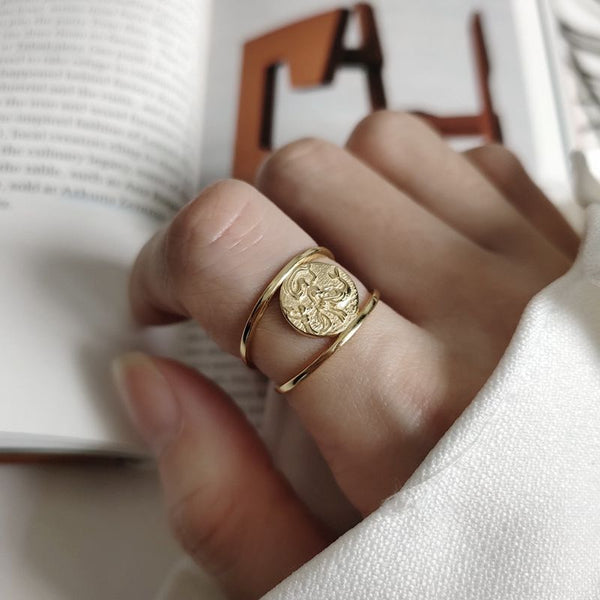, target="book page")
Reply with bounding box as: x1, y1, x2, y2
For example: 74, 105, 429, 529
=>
0, 0, 263, 454
0, 0, 205, 217
199, 0, 536, 185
